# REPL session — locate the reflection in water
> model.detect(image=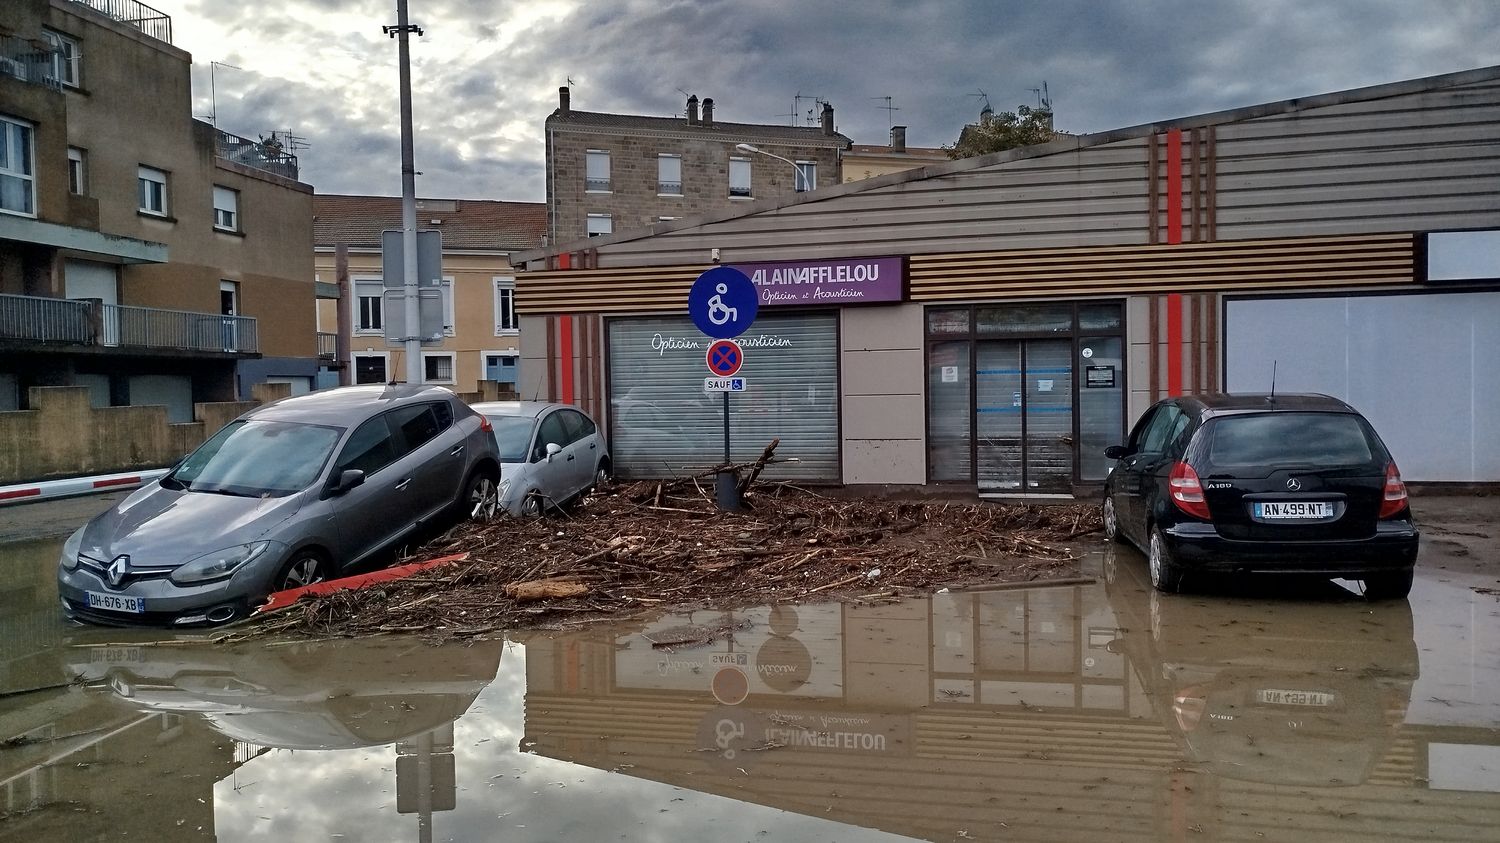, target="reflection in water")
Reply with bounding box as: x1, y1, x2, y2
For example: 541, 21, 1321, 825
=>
1, 543, 1498, 841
